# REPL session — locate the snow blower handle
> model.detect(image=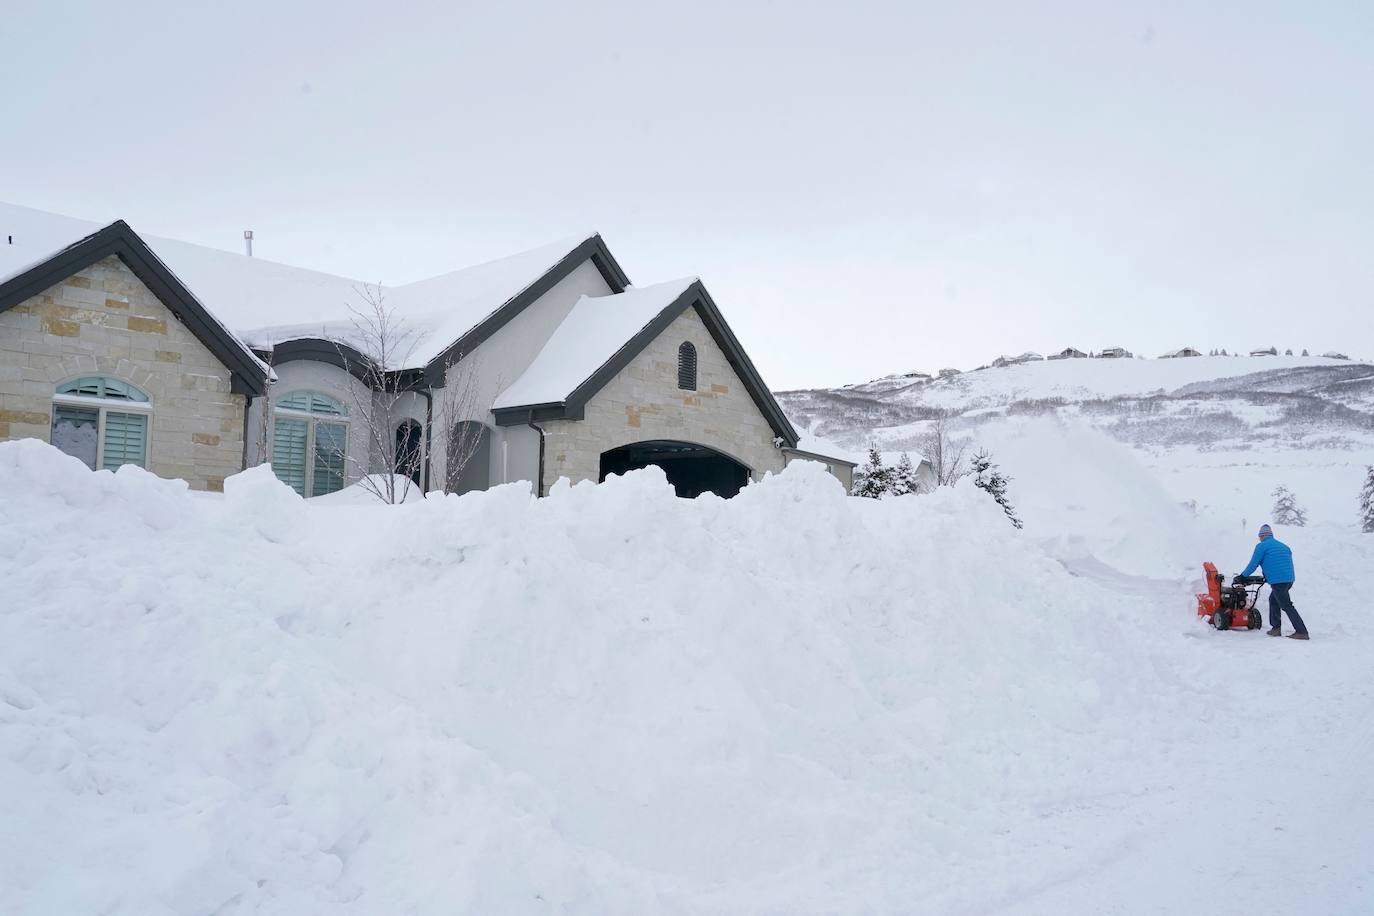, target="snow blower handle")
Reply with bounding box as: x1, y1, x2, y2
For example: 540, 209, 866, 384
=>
1233, 574, 1266, 586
